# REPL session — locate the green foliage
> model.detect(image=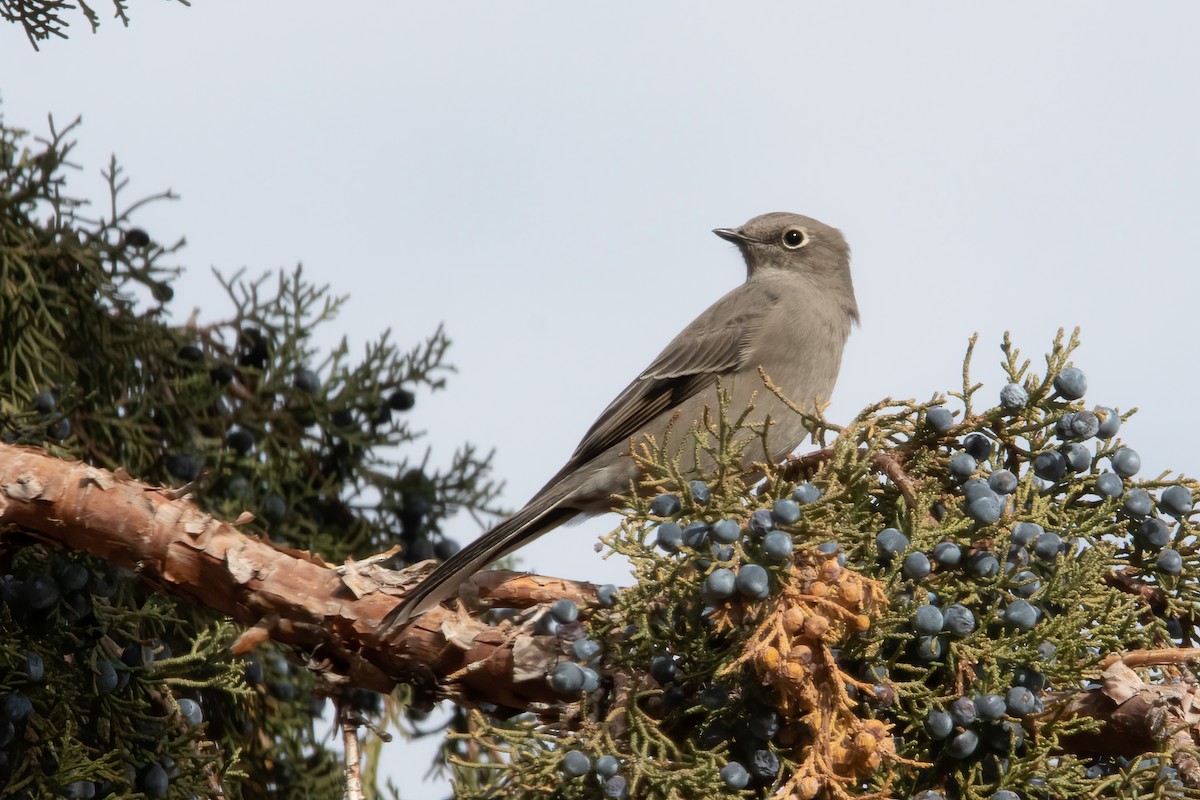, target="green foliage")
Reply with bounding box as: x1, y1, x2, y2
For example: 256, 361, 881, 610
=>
2, 0, 189, 50
451, 331, 1199, 800
0, 112, 501, 796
